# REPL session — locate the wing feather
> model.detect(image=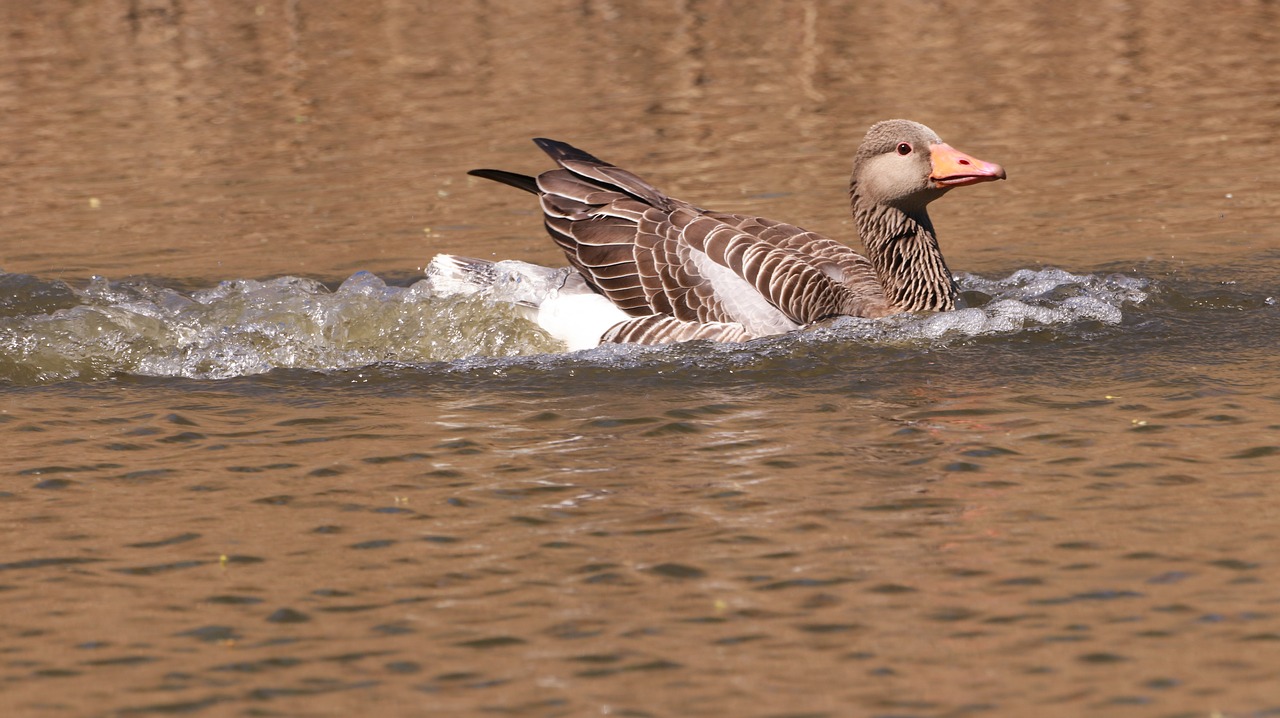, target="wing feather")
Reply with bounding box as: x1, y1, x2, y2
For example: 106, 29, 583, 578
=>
601, 315, 755, 345
469, 139, 895, 342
